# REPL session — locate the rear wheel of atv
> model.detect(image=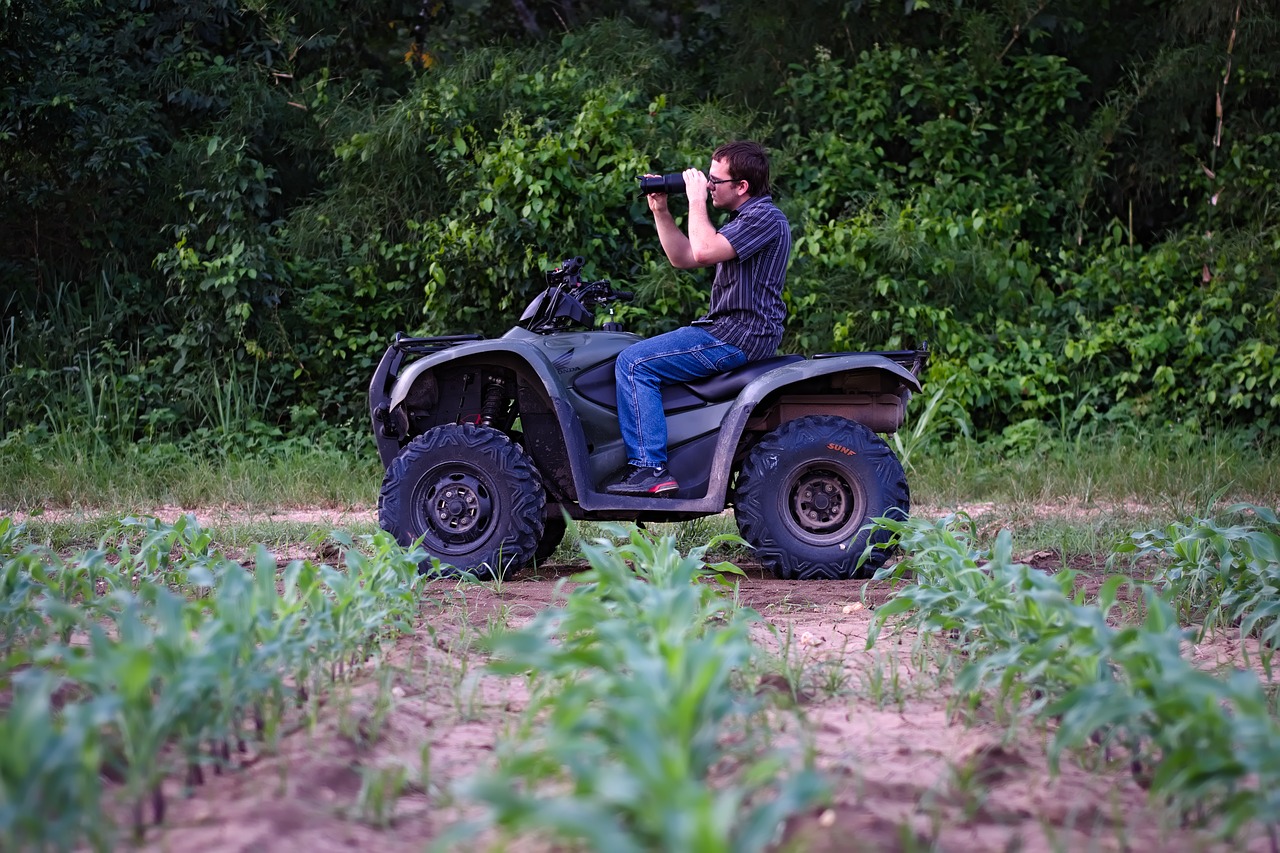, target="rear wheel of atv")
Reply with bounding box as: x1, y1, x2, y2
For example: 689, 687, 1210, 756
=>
379, 423, 546, 579
734, 415, 908, 580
